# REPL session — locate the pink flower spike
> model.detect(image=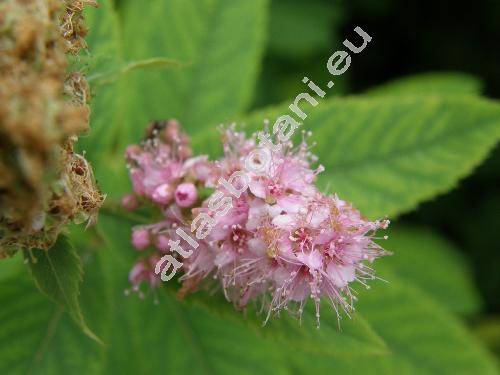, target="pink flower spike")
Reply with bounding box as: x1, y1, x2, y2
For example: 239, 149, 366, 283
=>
175, 183, 198, 207
132, 228, 150, 250
123, 122, 391, 325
